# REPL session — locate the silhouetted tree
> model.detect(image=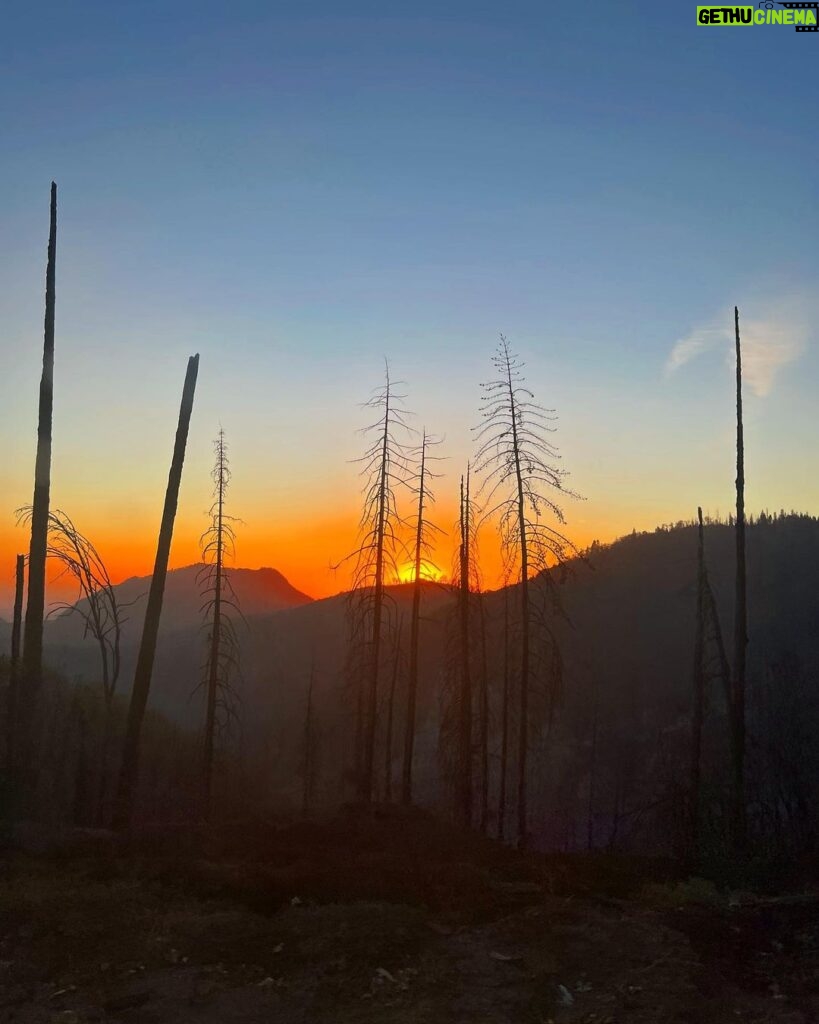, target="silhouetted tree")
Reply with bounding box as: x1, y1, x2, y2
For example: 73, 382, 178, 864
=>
475, 336, 577, 847
5, 555, 25, 782
438, 468, 481, 824
198, 429, 242, 818
19, 183, 57, 800
384, 616, 403, 801
401, 429, 442, 804
457, 469, 474, 826
497, 584, 510, 842
685, 506, 733, 859
732, 306, 748, 847
340, 364, 410, 803
33, 508, 127, 820
689, 507, 707, 861
113, 353, 200, 830
16, 508, 126, 710
477, 591, 490, 834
